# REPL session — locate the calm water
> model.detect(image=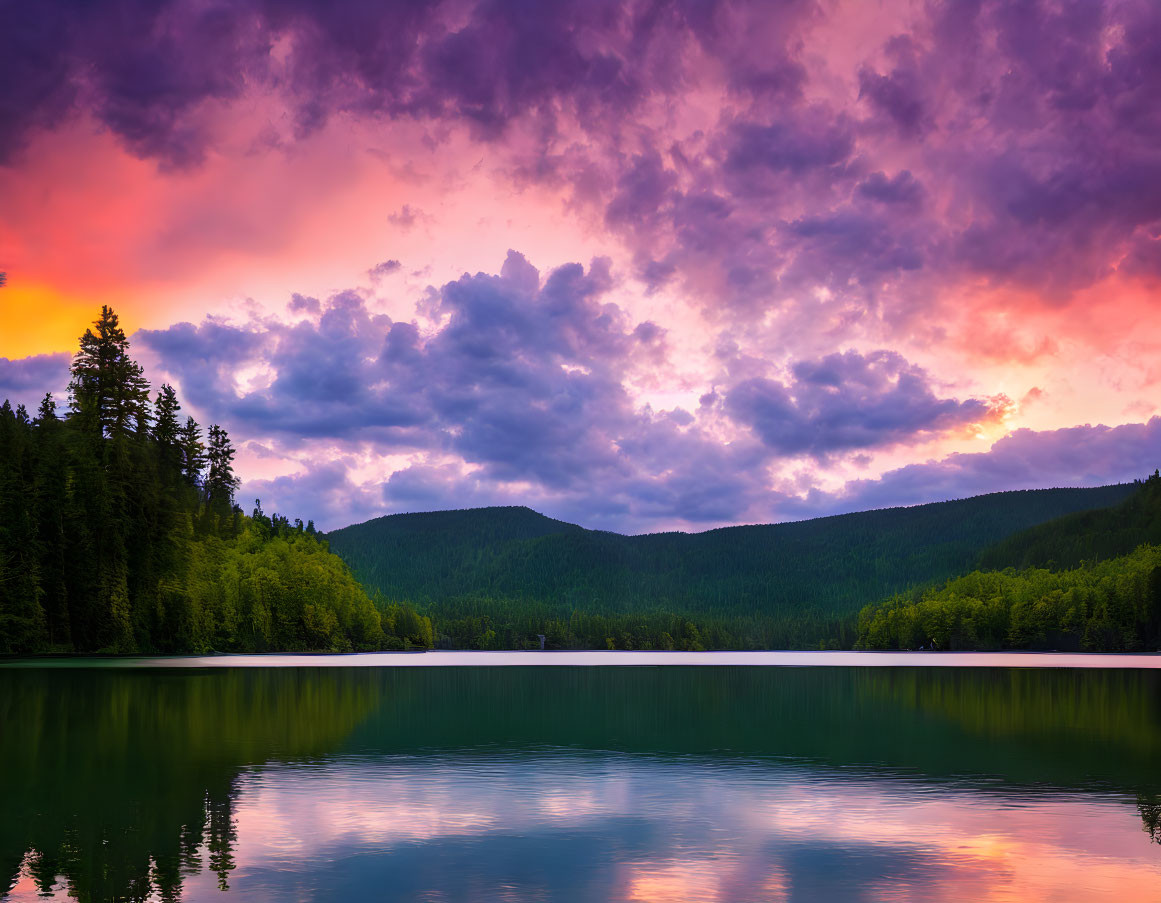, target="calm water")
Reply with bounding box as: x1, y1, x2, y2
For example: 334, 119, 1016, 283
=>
3, 662, 1161, 901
